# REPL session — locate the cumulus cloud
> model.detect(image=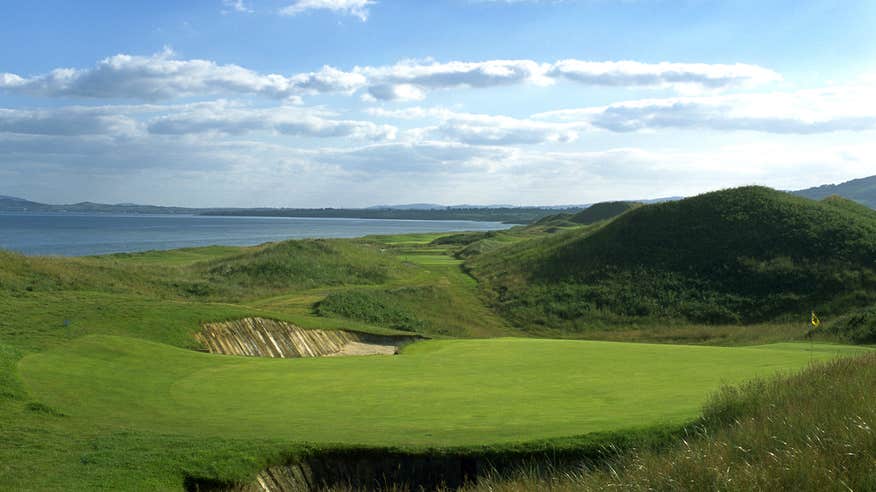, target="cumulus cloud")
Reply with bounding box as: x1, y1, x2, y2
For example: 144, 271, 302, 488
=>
146, 102, 396, 140
372, 107, 581, 145
222, 0, 253, 14
548, 60, 781, 92
536, 85, 876, 134
0, 52, 779, 102
0, 107, 140, 136
315, 140, 514, 173
0, 102, 395, 141
358, 59, 552, 101
279, 0, 374, 21
0, 49, 363, 101
5, 125, 873, 207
